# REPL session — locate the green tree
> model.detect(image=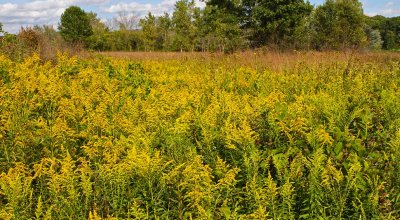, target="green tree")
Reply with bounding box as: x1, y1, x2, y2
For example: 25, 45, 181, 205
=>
58, 6, 93, 44
382, 17, 400, 50
242, 0, 313, 47
365, 15, 386, 30
109, 12, 139, 51
365, 15, 400, 50
172, 0, 198, 52
383, 30, 398, 50
86, 12, 109, 51
366, 28, 383, 50
205, 0, 240, 12
157, 13, 173, 50
140, 12, 158, 52
200, 4, 244, 52
311, 0, 366, 50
